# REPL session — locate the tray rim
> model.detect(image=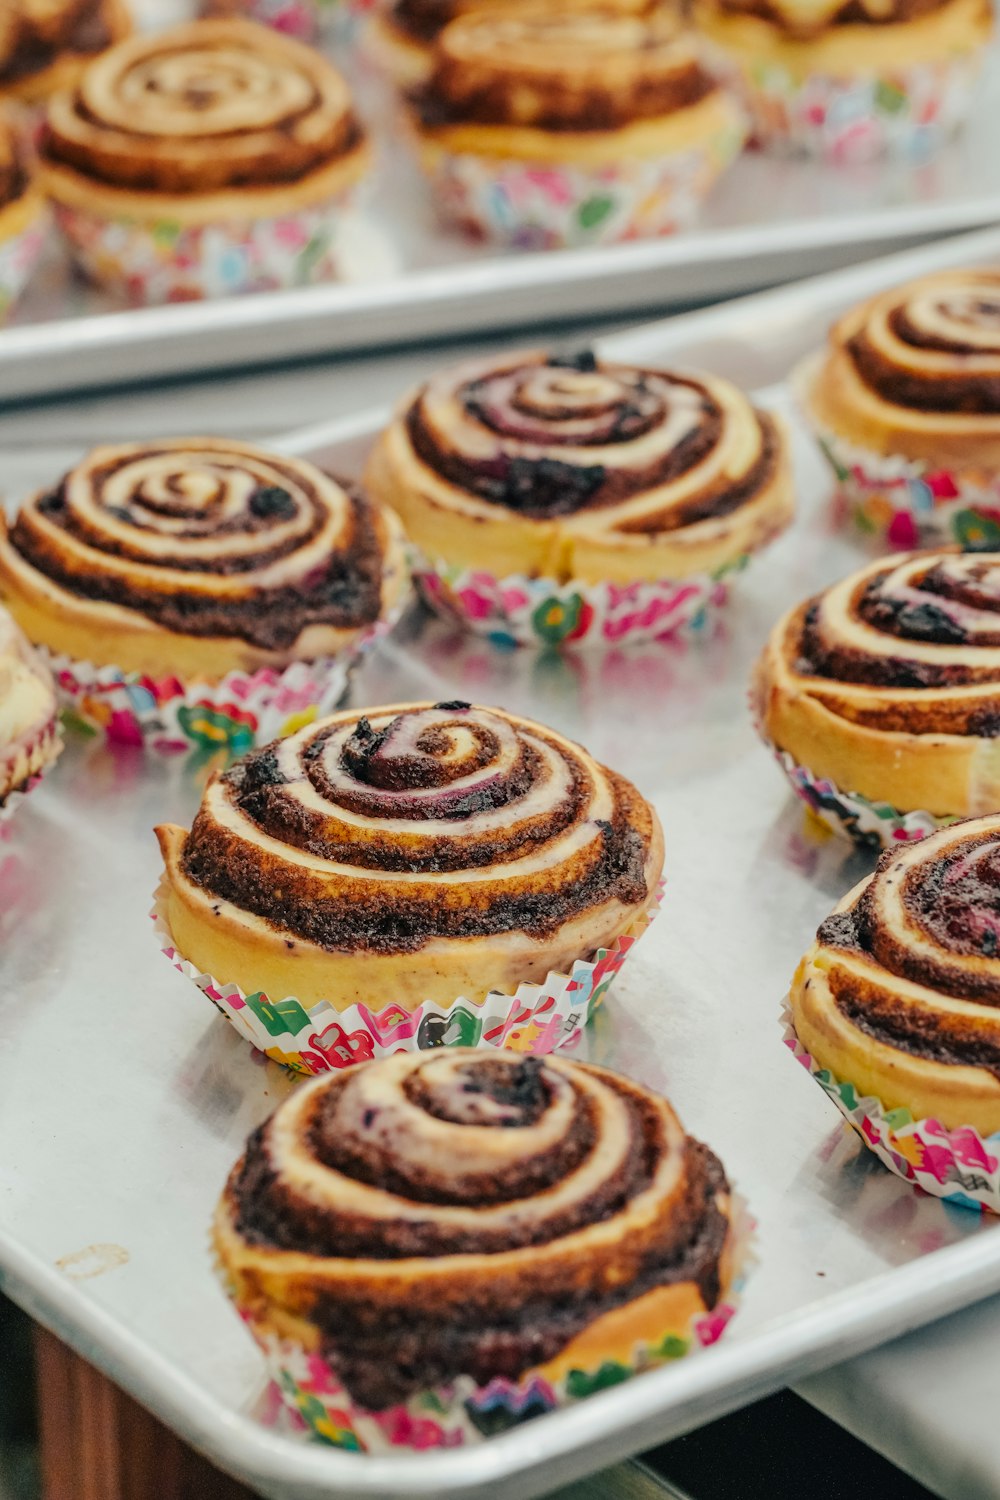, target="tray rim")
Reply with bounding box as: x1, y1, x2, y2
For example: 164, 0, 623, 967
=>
11, 219, 1000, 1499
